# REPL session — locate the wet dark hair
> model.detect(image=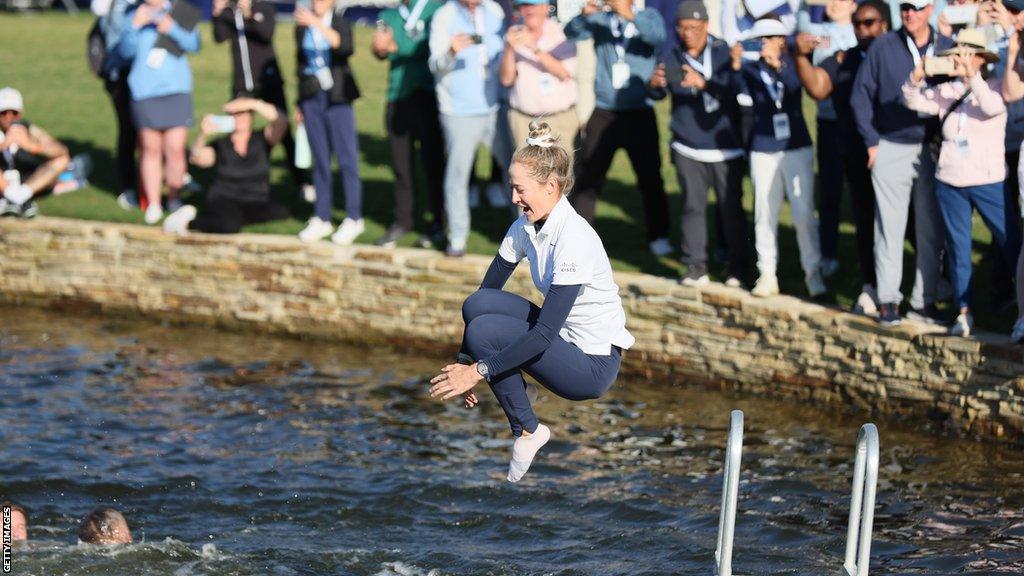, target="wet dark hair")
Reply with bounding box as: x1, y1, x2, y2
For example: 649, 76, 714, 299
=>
2, 501, 27, 523
511, 121, 575, 196
78, 507, 130, 544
